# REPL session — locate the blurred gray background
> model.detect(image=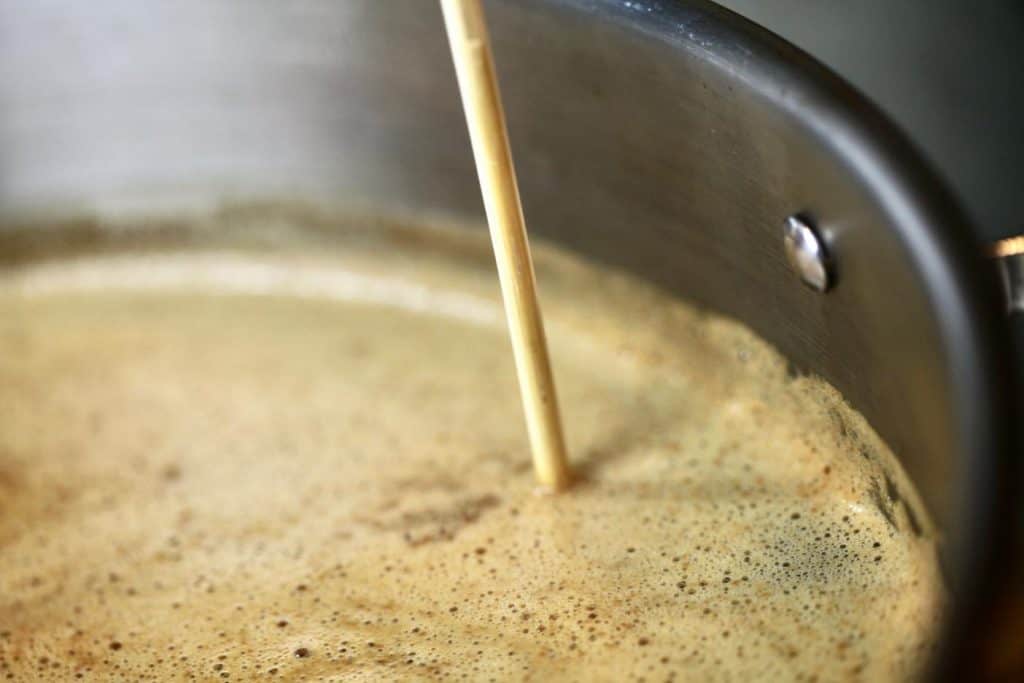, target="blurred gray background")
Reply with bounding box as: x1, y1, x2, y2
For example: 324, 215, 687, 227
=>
718, 0, 1024, 243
